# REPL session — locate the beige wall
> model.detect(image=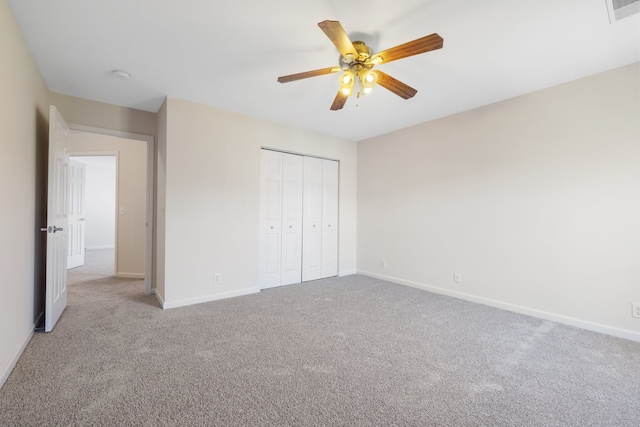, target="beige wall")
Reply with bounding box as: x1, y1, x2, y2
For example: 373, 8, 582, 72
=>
49, 93, 157, 137
155, 99, 168, 301
158, 97, 357, 308
0, 0, 50, 387
357, 63, 640, 341
70, 133, 148, 278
